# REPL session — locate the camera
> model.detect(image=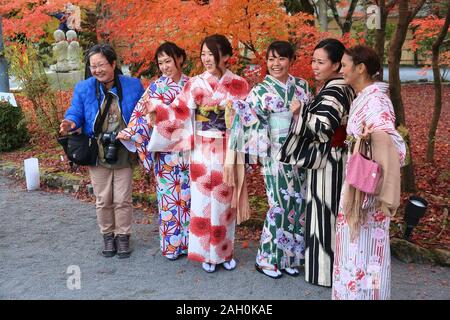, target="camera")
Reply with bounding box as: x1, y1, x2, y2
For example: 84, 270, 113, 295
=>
101, 132, 119, 164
